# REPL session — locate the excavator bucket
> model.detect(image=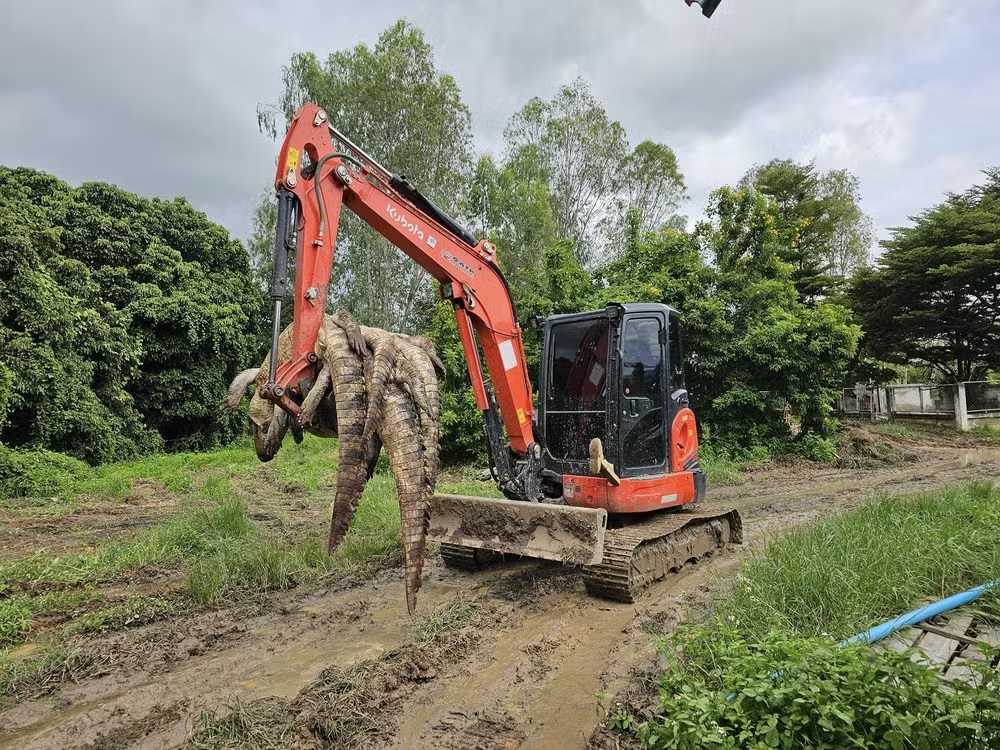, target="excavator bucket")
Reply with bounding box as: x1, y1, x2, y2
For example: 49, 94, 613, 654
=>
429, 494, 608, 566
